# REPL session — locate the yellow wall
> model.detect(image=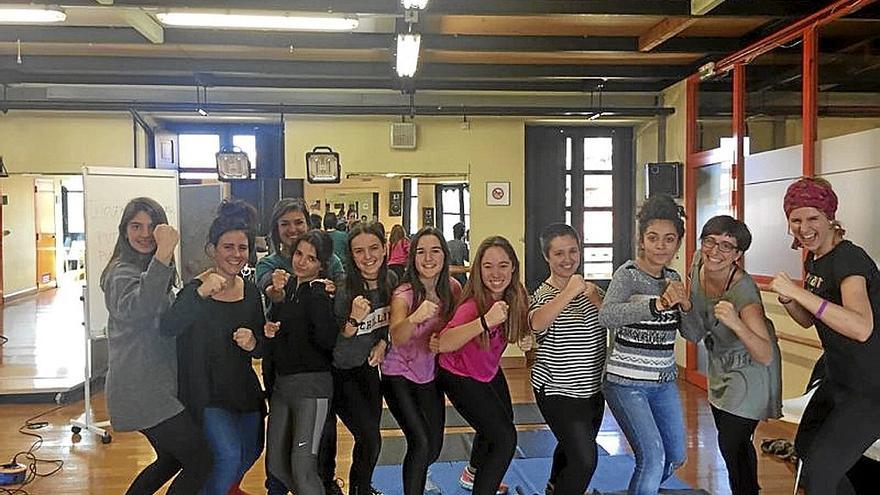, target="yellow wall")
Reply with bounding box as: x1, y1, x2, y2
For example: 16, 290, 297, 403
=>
0, 112, 135, 173
287, 117, 525, 265
1, 176, 37, 296
0, 112, 135, 296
